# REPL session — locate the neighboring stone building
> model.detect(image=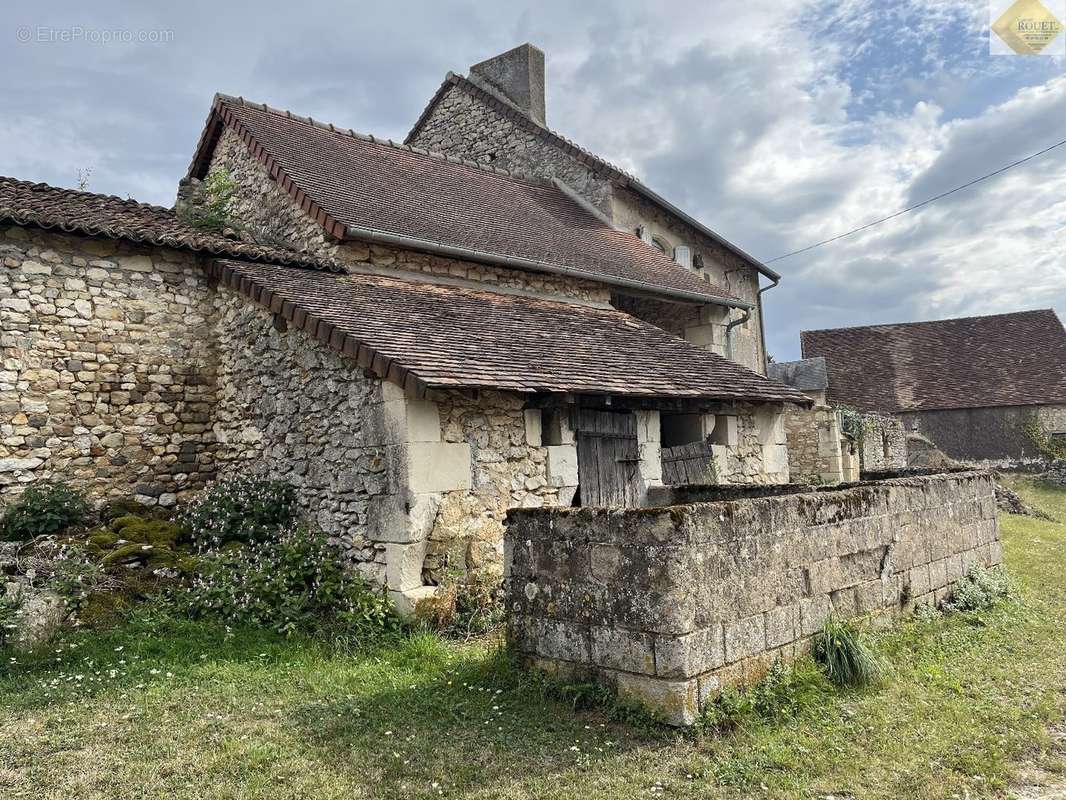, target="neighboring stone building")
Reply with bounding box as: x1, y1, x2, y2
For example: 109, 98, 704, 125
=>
802, 310, 1066, 468
767, 357, 858, 483
1, 43, 811, 613
769, 356, 908, 479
